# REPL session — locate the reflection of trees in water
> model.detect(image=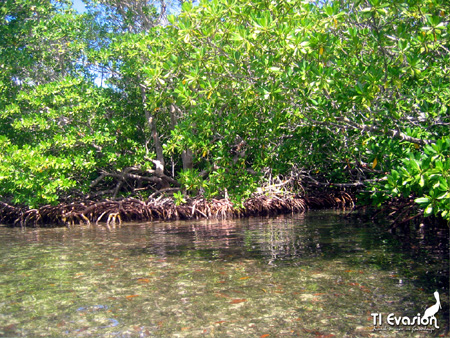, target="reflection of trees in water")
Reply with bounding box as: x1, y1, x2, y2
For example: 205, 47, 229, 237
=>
10, 214, 447, 273
248, 220, 323, 264
130, 215, 332, 263
8, 216, 328, 263
124, 219, 247, 258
